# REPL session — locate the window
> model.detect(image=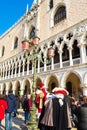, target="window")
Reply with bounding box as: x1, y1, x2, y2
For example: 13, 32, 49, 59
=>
2, 46, 5, 56
62, 44, 69, 61
54, 6, 66, 25
49, 0, 53, 9
29, 27, 35, 39
14, 37, 18, 49
72, 40, 80, 58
